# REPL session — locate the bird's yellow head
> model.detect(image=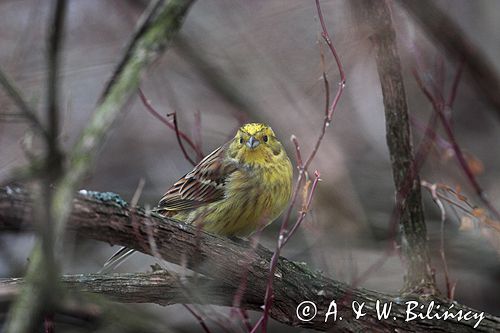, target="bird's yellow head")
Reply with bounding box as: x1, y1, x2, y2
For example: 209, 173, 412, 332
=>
228, 123, 285, 166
